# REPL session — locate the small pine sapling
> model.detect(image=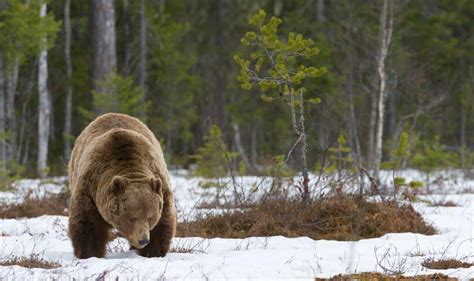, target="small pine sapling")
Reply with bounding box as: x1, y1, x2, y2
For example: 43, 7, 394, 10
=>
193, 125, 239, 179
325, 134, 354, 195
412, 136, 457, 189
384, 132, 422, 200
234, 9, 326, 203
